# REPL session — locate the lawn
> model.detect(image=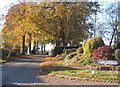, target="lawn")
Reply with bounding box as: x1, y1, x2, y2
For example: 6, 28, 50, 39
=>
0, 60, 7, 63
1, 55, 25, 63
51, 70, 118, 80
40, 61, 118, 81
